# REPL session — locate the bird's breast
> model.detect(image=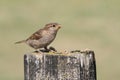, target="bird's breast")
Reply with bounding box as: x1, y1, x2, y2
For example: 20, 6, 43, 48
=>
39, 30, 56, 44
